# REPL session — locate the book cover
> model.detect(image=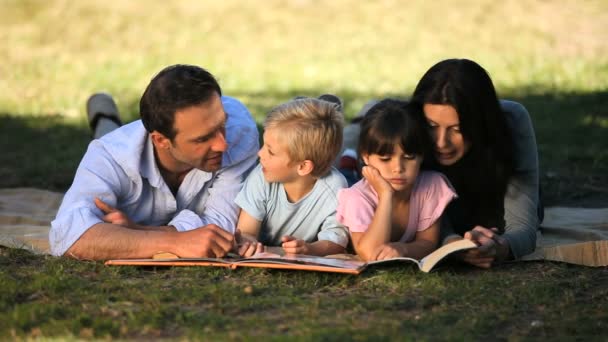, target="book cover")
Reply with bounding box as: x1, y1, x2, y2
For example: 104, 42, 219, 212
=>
105, 239, 477, 274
